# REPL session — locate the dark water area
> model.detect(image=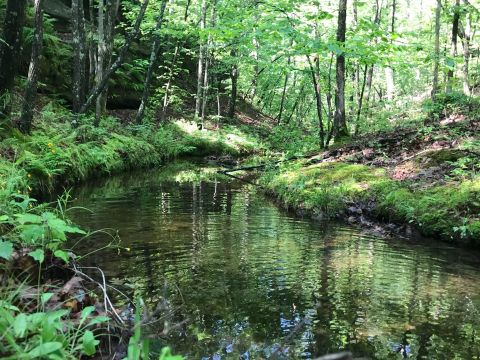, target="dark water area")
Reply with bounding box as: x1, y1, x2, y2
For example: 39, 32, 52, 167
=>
70, 162, 480, 359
